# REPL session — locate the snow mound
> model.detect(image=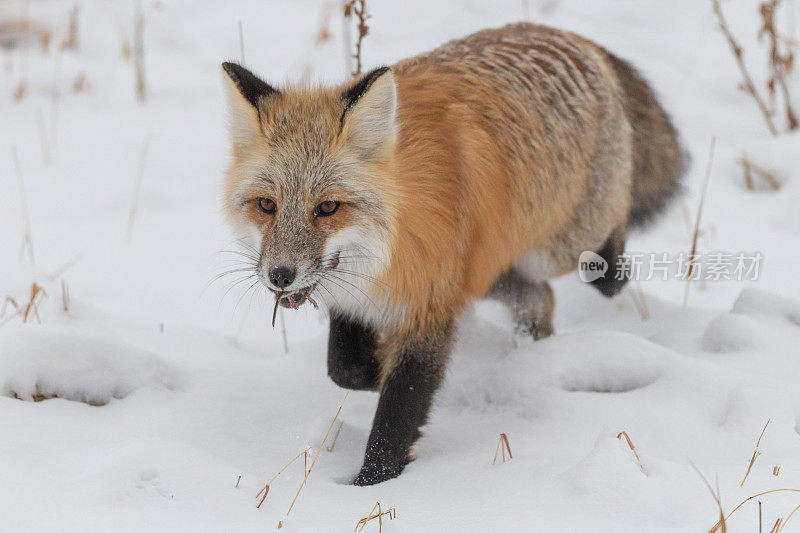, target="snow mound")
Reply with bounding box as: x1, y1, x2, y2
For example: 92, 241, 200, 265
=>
733, 288, 800, 326
702, 289, 800, 353
566, 434, 648, 494
444, 330, 673, 416
536, 332, 672, 394
701, 313, 765, 352
0, 325, 182, 406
